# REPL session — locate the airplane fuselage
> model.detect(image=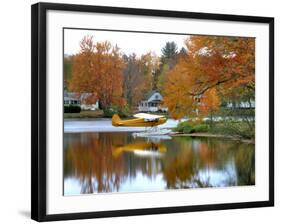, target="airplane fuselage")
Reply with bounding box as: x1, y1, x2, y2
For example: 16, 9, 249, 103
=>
112, 114, 167, 127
